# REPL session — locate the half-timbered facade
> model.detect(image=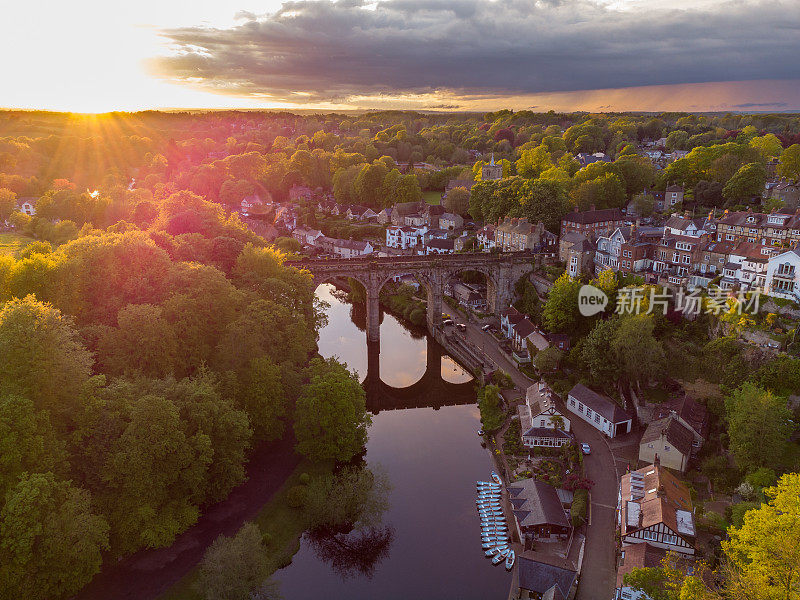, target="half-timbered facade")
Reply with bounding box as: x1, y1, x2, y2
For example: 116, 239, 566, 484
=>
618, 462, 696, 555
